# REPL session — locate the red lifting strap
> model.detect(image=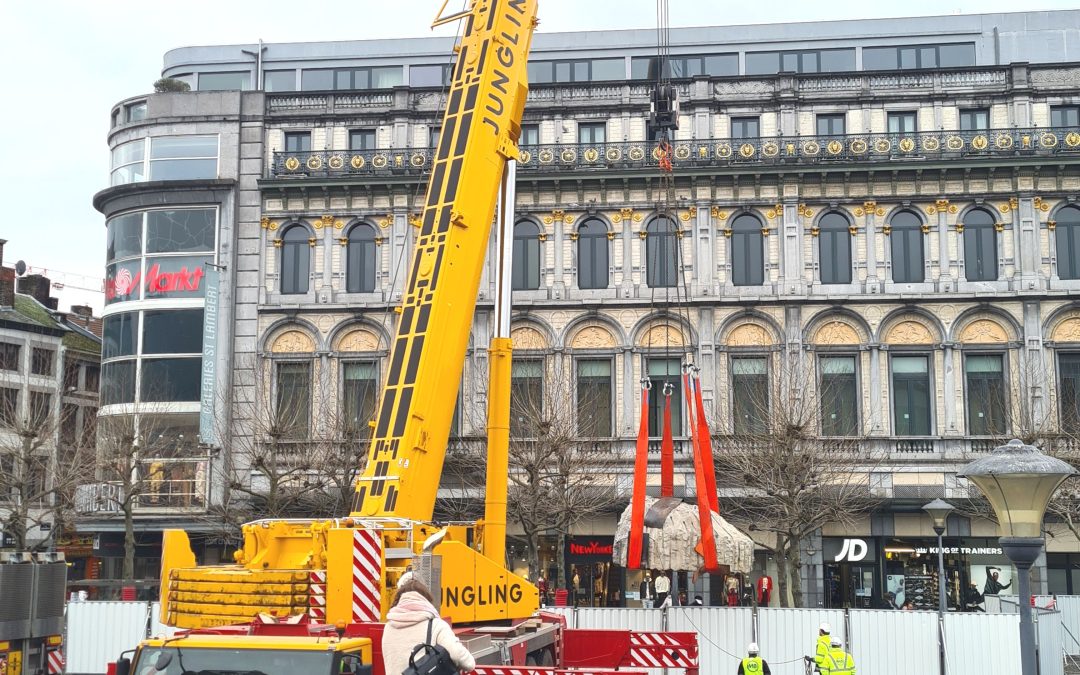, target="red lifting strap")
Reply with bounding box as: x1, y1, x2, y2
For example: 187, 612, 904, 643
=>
626, 384, 650, 569
693, 372, 720, 515
660, 389, 674, 498
684, 372, 718, 572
